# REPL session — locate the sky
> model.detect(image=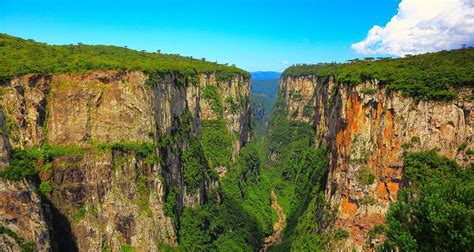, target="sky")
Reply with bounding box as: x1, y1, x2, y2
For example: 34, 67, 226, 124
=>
1, 0, 473, 72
